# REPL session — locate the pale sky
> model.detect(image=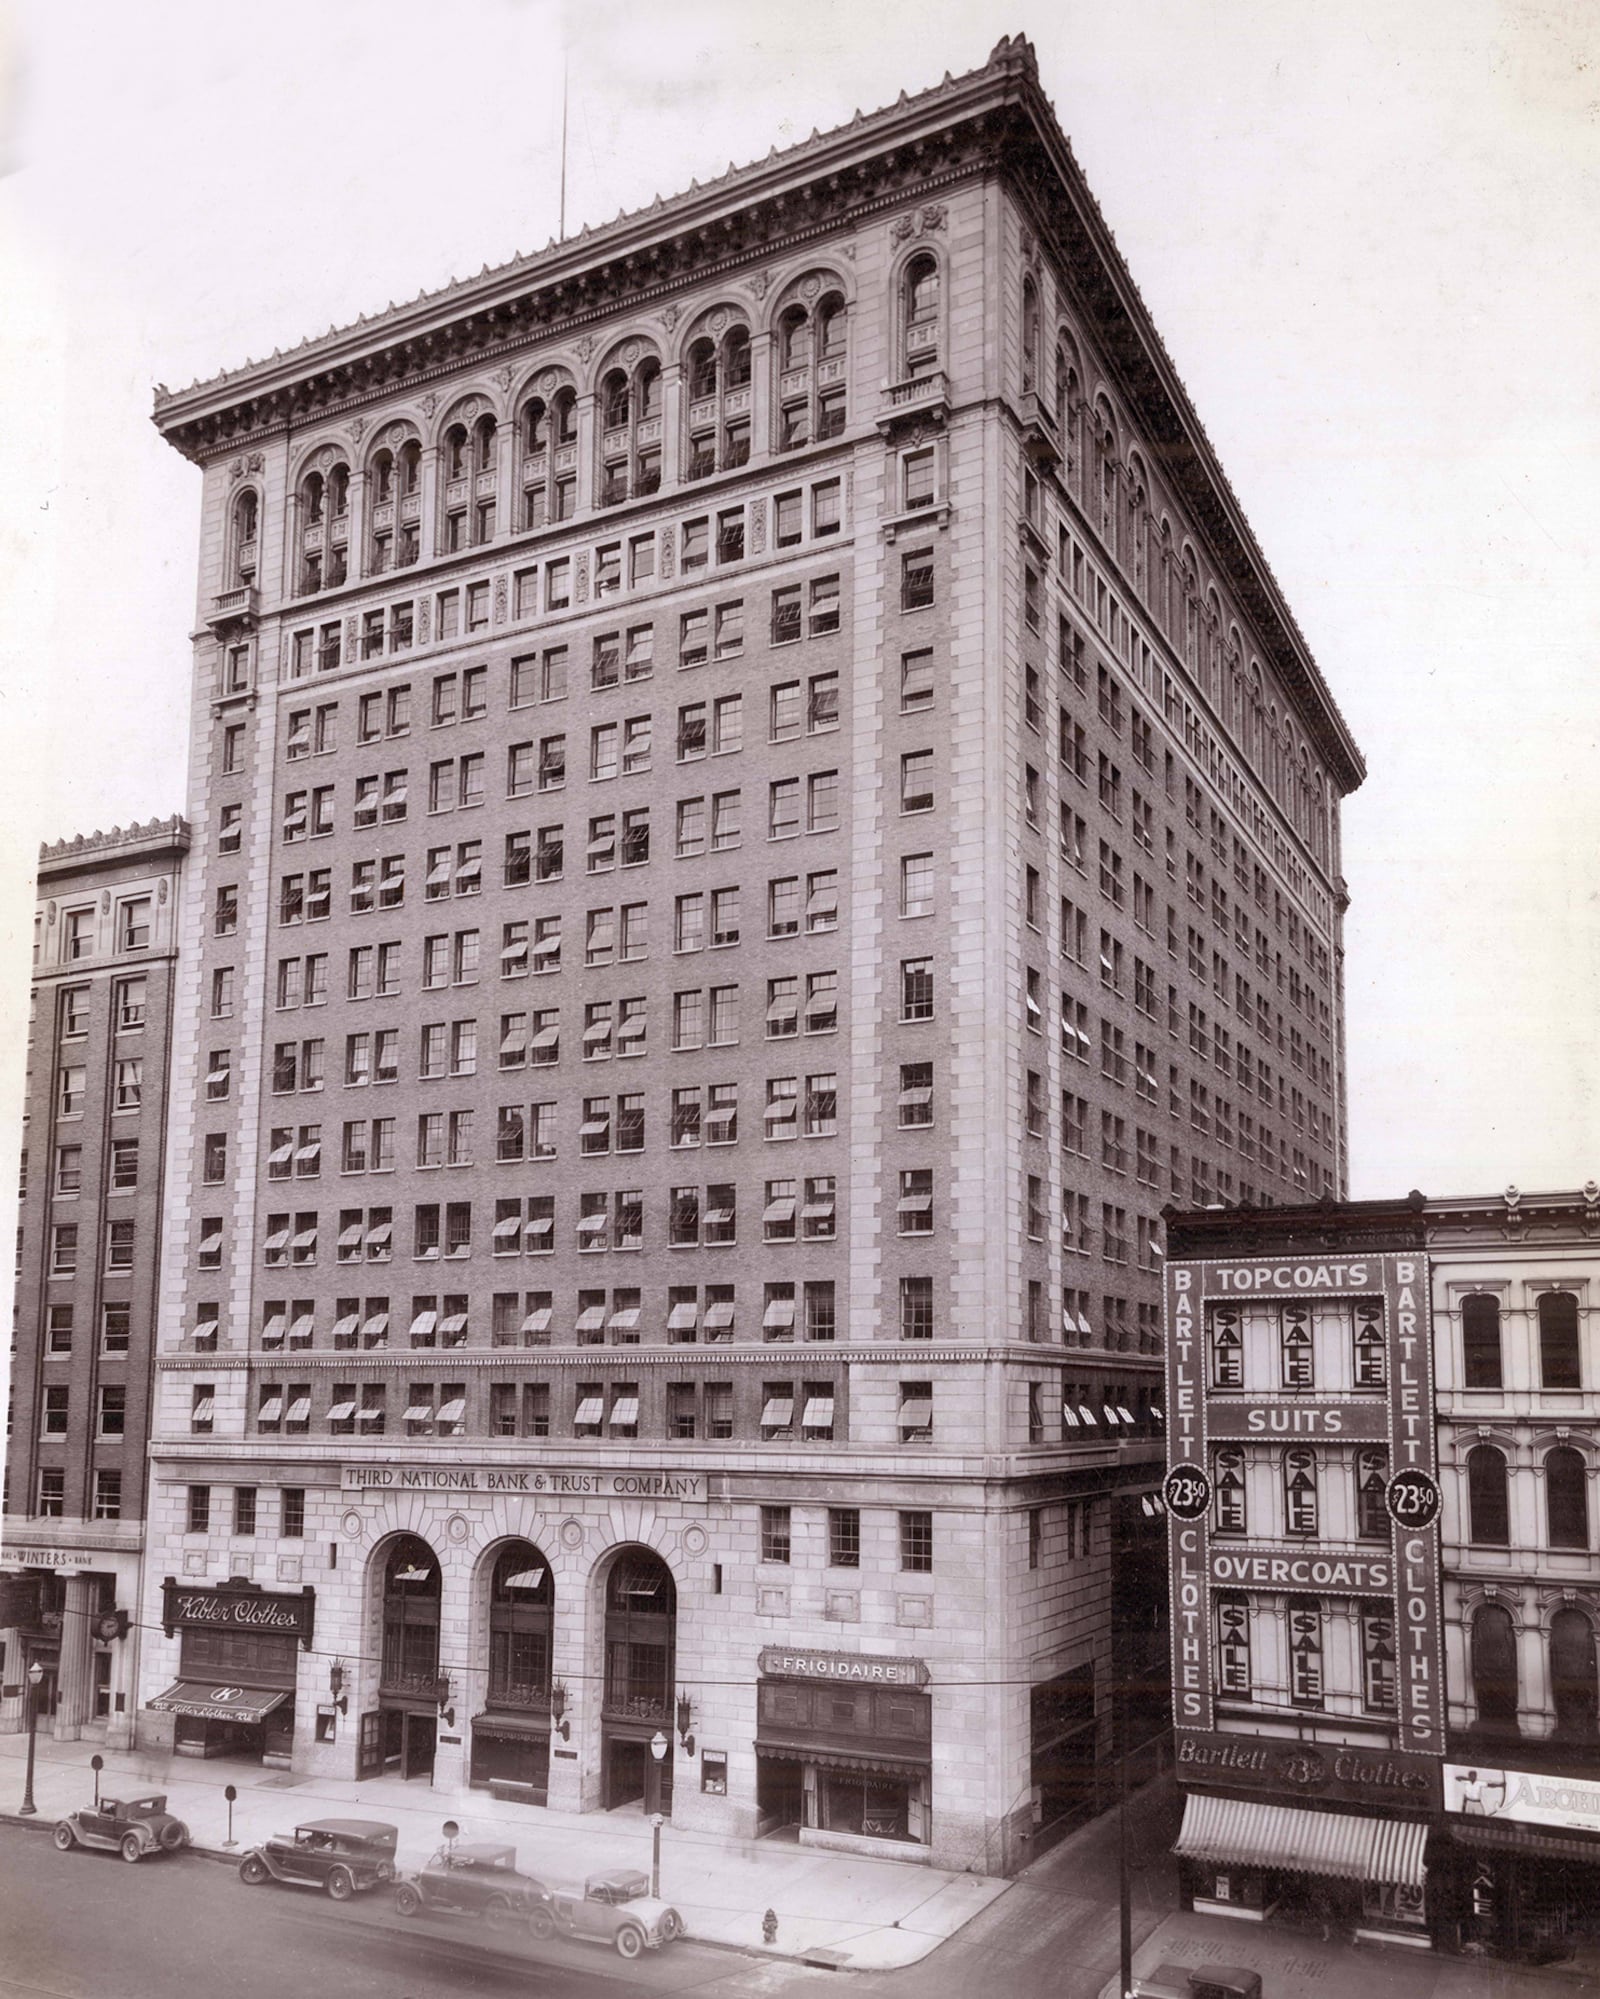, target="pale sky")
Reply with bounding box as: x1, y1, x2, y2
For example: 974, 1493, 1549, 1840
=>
0, 0, 1595, 1204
